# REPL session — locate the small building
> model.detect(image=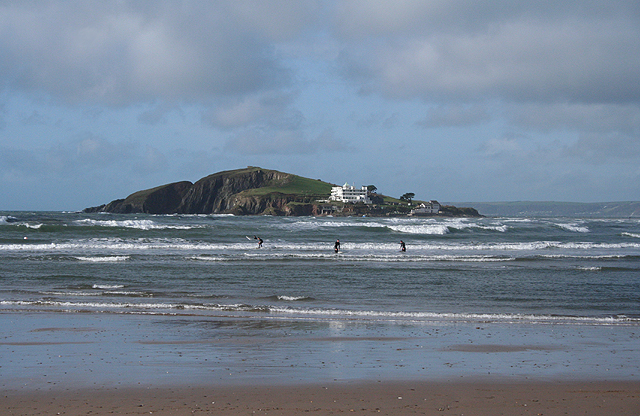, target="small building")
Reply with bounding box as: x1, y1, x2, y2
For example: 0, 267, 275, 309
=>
410, 200, 441, 215
330, 183, 372, 204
